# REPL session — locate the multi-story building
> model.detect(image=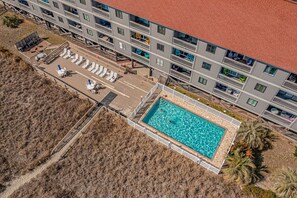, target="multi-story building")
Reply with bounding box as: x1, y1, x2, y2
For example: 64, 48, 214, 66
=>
3, 0, 297, 132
